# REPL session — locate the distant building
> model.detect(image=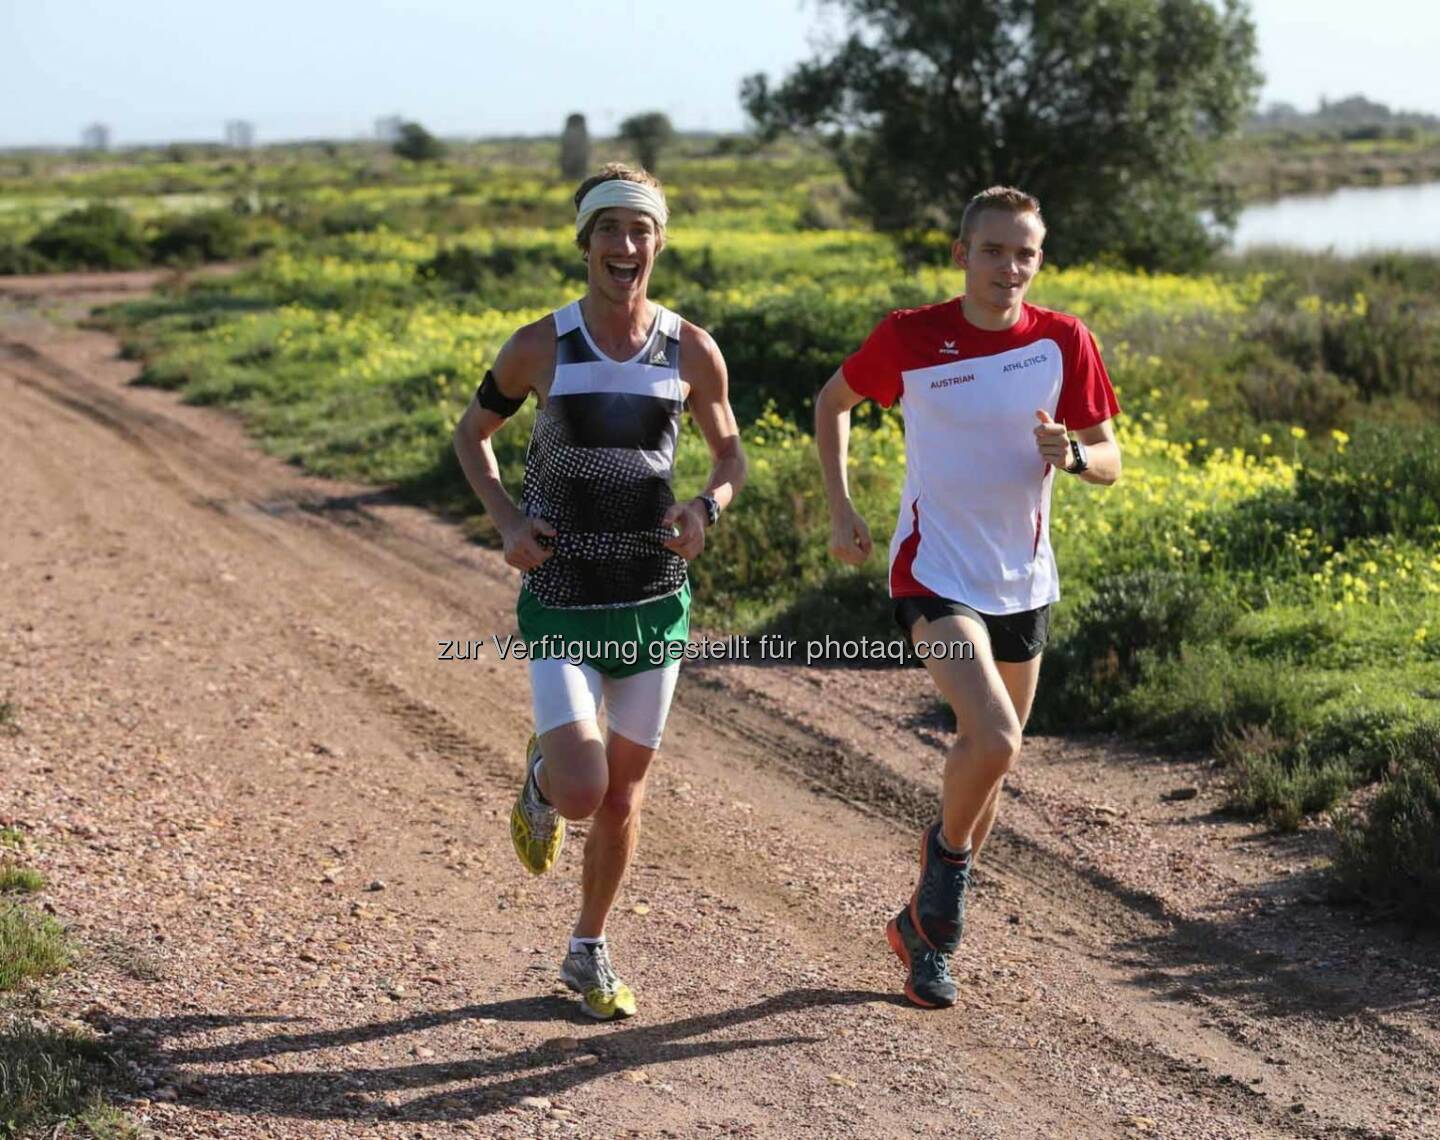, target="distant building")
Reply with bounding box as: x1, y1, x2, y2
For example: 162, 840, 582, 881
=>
81, 123, 110, 151
225, 120, 255, 149
374, 115, 404, 144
